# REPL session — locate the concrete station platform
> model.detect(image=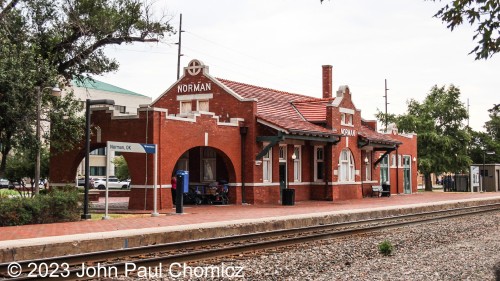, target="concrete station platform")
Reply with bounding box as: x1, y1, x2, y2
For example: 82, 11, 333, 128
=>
1, 192, 500, 263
